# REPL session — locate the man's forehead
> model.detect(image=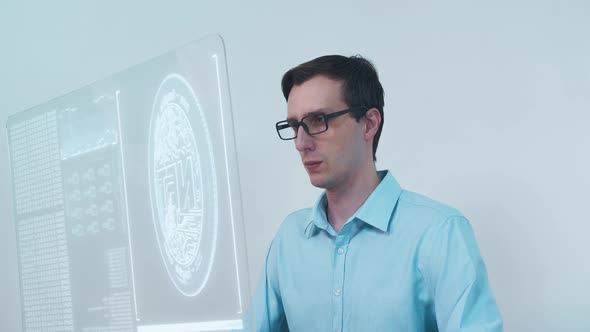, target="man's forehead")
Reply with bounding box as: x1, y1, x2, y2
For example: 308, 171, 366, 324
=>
286, 76, 347, 119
